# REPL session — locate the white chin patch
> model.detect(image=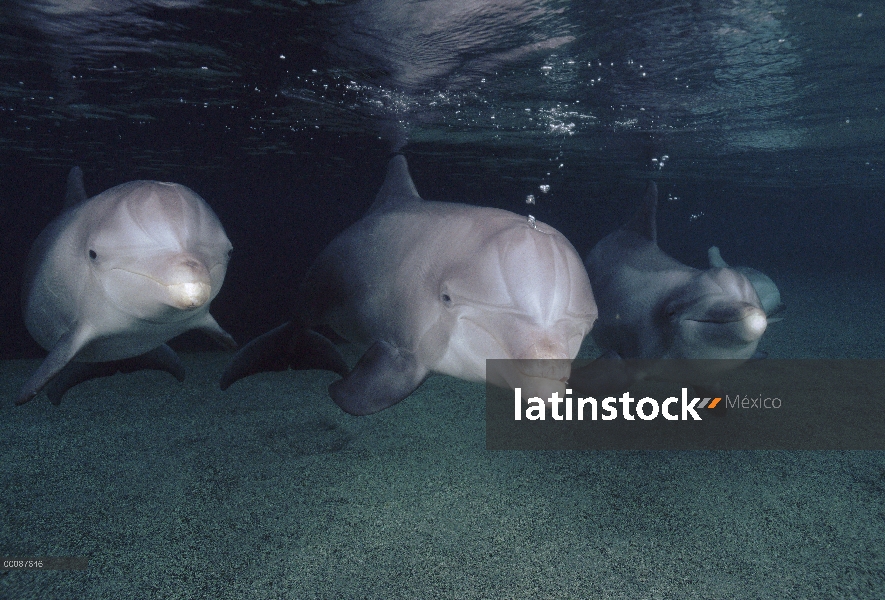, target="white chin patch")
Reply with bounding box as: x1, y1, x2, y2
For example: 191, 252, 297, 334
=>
166, 282, 210, 309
